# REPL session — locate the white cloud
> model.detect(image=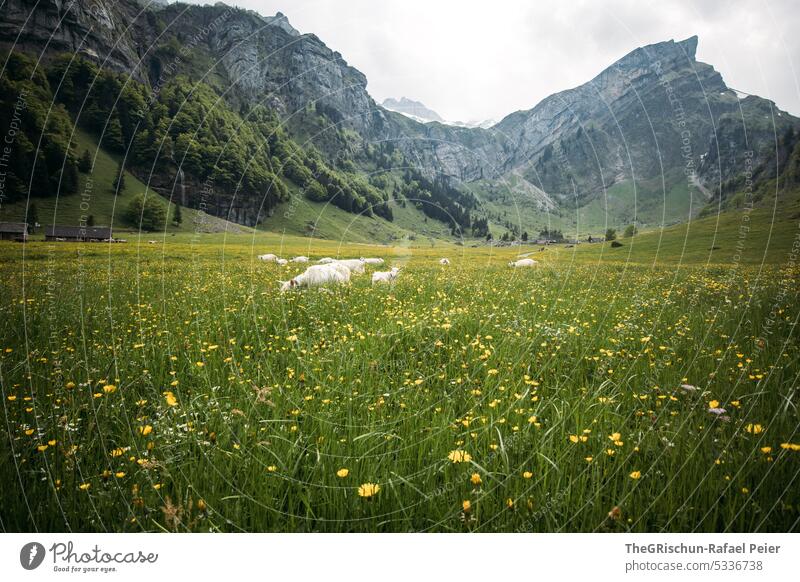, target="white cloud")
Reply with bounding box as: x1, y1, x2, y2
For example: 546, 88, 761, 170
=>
184, 0, 800, 121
